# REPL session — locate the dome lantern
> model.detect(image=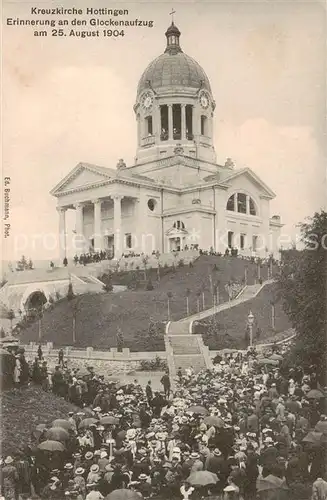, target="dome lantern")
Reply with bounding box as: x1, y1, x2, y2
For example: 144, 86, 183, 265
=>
165, 22, 182, 55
